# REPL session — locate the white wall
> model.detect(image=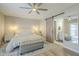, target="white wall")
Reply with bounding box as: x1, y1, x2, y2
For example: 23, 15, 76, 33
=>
5, 16, 42, 41
40, 19, 46, 40
0, 13, 5, 45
